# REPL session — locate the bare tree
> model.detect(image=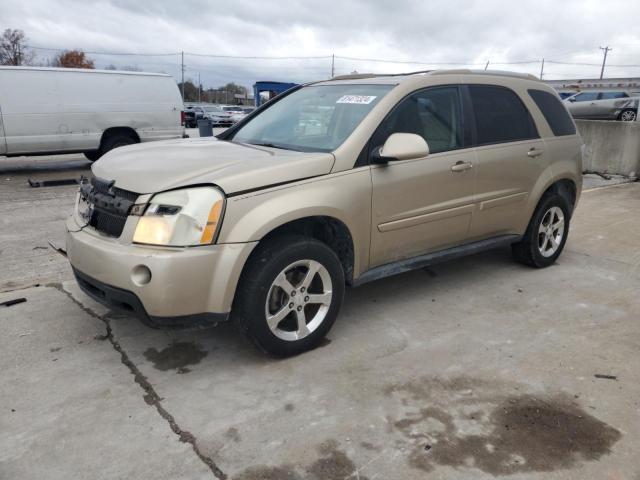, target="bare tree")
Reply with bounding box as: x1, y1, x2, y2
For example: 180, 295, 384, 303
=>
0, 29, 33, 65
53, 49, 95, 69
